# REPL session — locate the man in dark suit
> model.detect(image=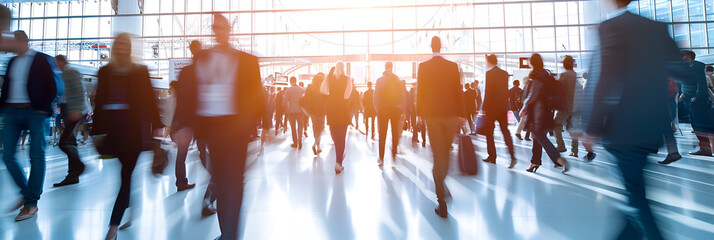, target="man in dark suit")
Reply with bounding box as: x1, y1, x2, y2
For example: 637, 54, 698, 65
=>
417, 36, 466, 218
1, 30, 63, 221
679, 50, 714, 156
172, 14, 267, 240
581, 1, 680, 238
482, 54, 516, 168
463, 83, 477, 133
